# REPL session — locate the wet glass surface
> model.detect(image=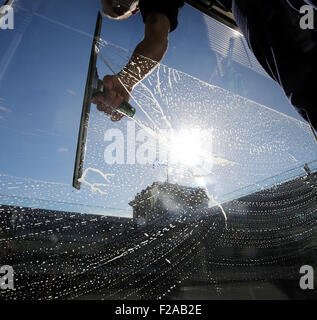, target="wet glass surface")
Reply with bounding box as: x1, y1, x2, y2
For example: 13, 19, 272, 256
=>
0, 0, 317, 300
